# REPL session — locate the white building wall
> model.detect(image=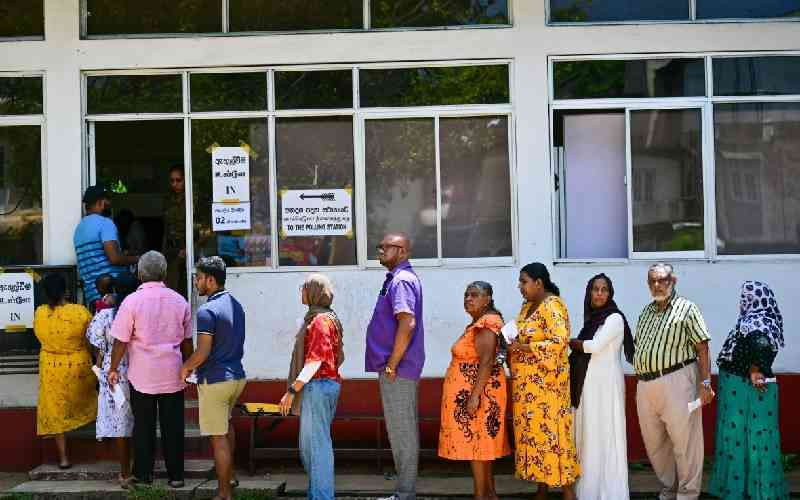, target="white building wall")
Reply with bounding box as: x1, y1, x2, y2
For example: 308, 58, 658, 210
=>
1, 1, 799, 406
